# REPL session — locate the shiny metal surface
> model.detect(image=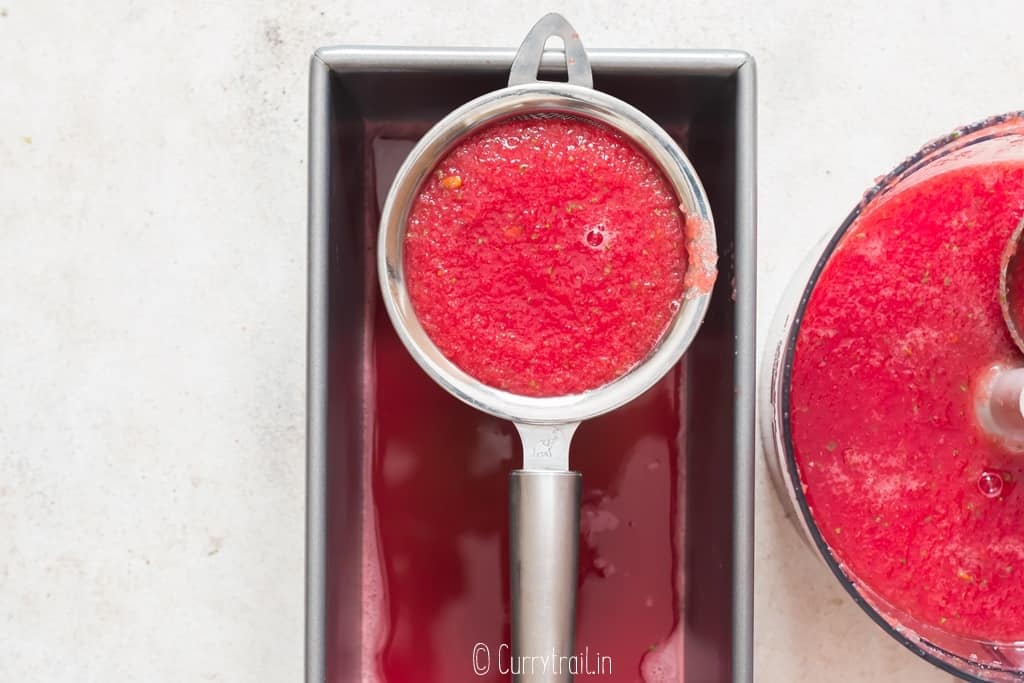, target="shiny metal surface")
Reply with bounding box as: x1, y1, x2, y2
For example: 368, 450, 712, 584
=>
509, 13, 593, 88
1000, 216, 1024, 355
307, 39, 756, 683
517, 422, 578, 472
509, 470, 582, 683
